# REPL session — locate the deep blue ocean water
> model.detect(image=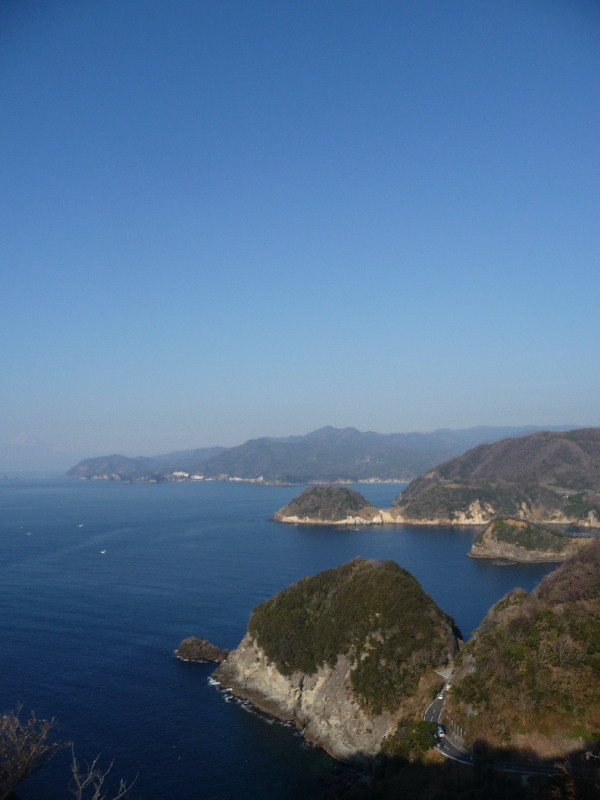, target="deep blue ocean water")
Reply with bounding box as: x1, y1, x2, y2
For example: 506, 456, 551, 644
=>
0, 479, 557, 799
